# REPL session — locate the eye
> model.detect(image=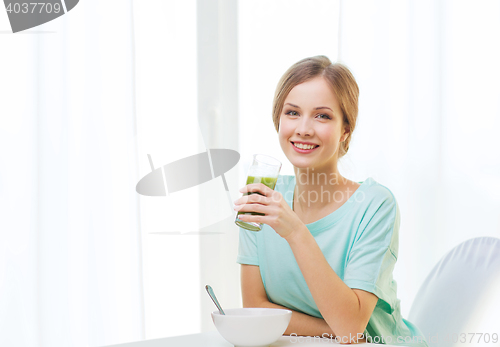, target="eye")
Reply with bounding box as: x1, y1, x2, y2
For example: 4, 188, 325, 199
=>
317, 113, 332, 120
285, 110, 299, 116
